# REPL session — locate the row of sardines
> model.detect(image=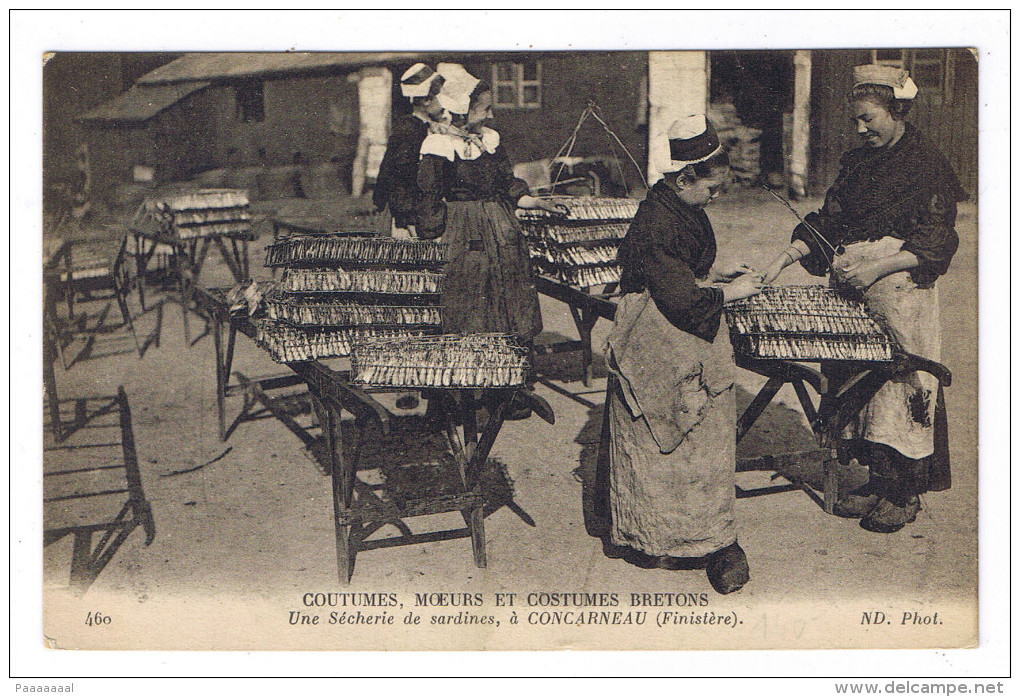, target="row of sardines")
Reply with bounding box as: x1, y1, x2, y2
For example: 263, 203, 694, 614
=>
520, 222, 630, 245
530, 241, 620, 267
734, 335, 895, 362
516, 197, 640, 222
252, 320, 433, 365
726, 311, 884, 336
264, 297, 442, 327
254, 234, 448, 364
279, 268, 444, 295
350, 334, 529, 389
726, 285, 872, 315
725, 285, 897, 362
557, 265, 622, 288
264, 234, 448, 268
528, 242, 623, 287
